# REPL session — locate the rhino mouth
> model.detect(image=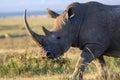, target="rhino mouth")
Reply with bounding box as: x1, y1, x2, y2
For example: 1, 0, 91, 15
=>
39, 47, 60, 59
